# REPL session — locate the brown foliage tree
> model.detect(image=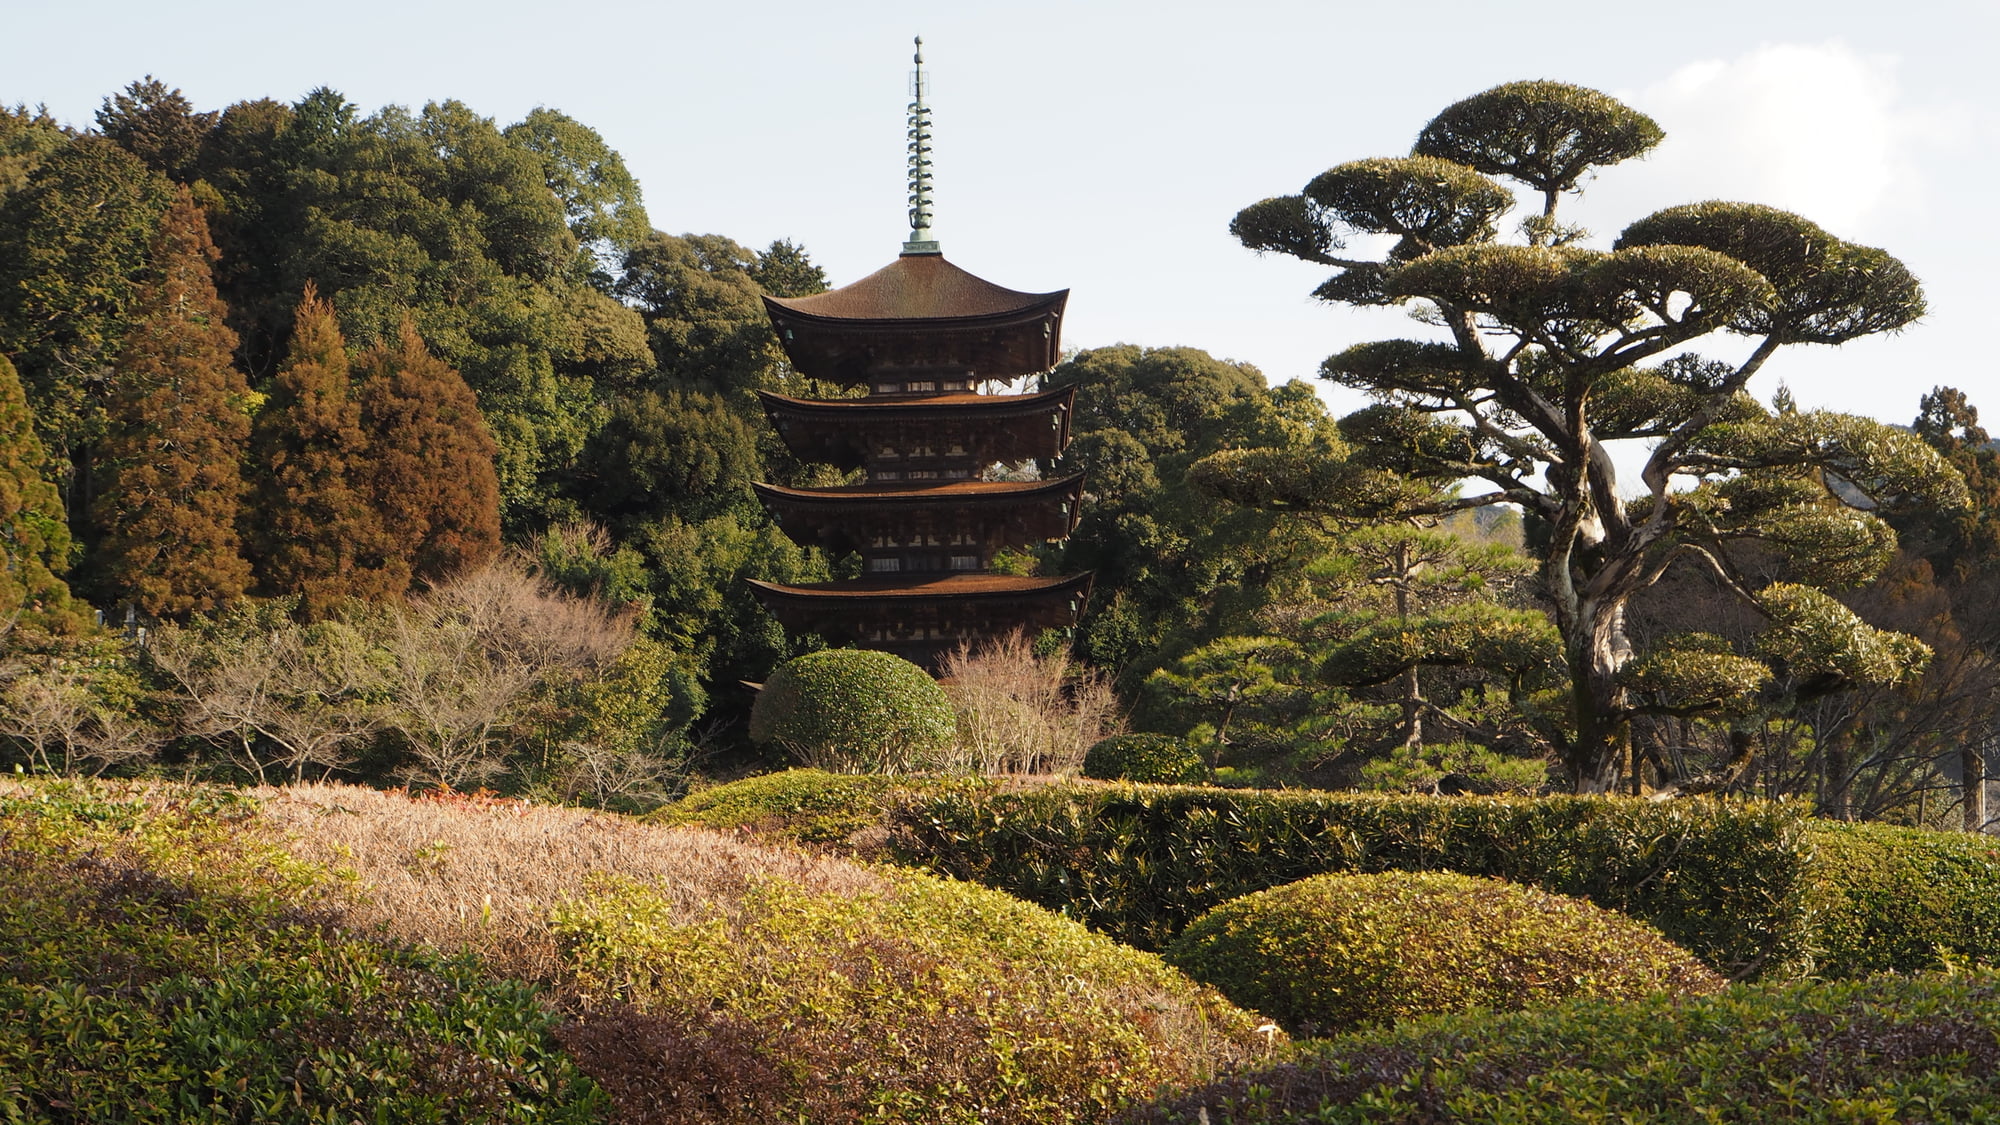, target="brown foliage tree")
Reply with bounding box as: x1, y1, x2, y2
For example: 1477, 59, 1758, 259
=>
90, 188, 252, 617
249, 284, 400, 612
356, 319, 501, 586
